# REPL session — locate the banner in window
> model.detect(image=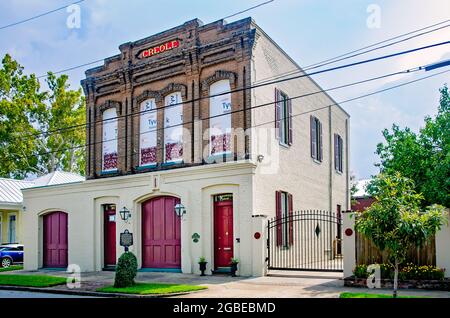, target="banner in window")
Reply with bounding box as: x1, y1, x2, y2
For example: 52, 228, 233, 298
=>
209, 80, 232, 156
102, 108, 118, 171
139, 99, 157, 166
164, 92, 183, 163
